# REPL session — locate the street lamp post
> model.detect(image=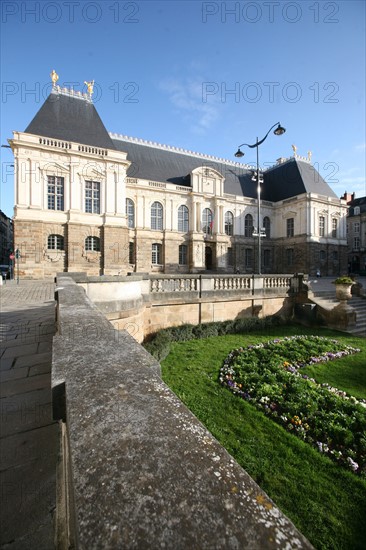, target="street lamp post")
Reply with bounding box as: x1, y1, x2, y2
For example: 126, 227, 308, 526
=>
234, 122, 286, 274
